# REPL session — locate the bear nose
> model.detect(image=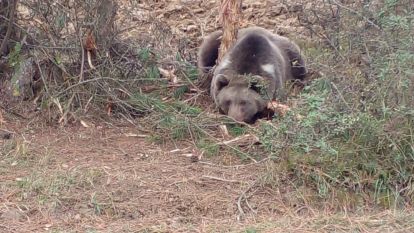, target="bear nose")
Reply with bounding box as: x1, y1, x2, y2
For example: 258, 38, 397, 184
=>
233, 115, 244, 122
229, 111, 245, 122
